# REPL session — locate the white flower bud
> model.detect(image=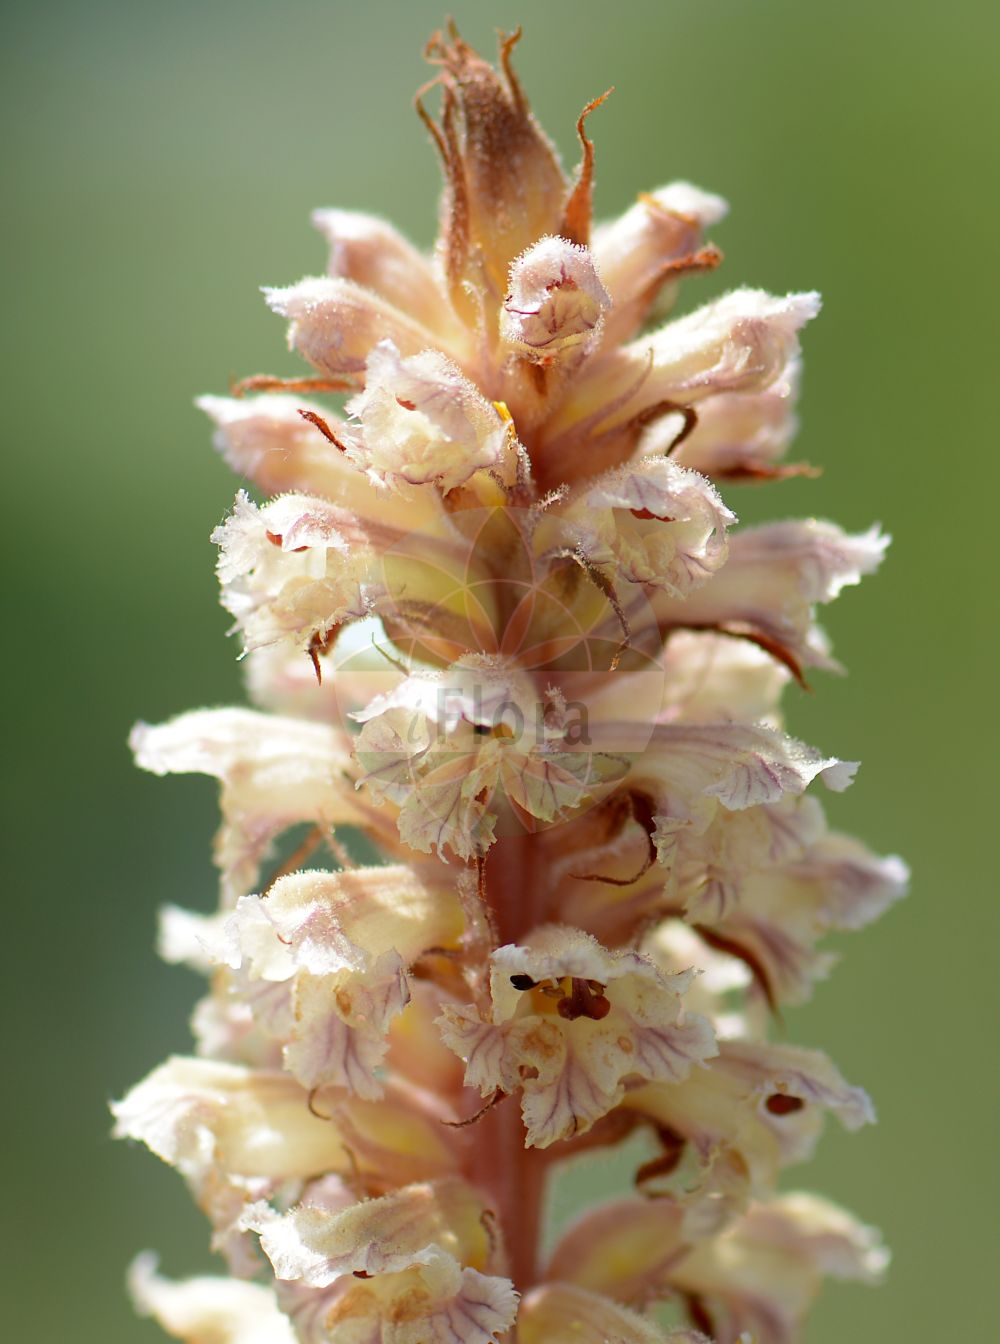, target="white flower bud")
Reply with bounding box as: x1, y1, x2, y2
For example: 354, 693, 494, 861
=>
500, 236, 611, 364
